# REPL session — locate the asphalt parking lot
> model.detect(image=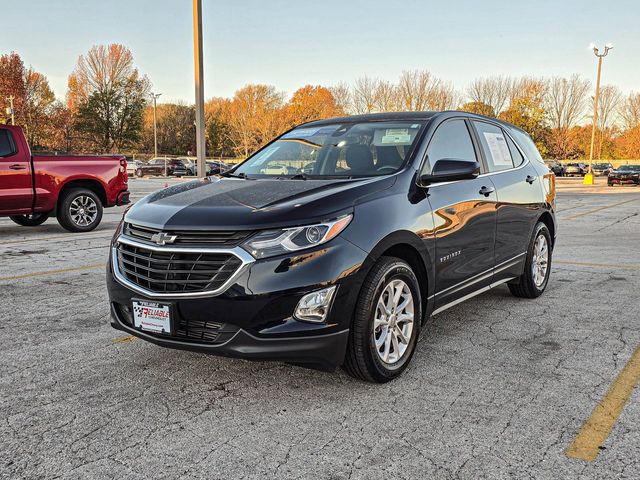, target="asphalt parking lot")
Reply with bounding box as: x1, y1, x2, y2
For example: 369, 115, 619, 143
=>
1, 176, 639, 479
